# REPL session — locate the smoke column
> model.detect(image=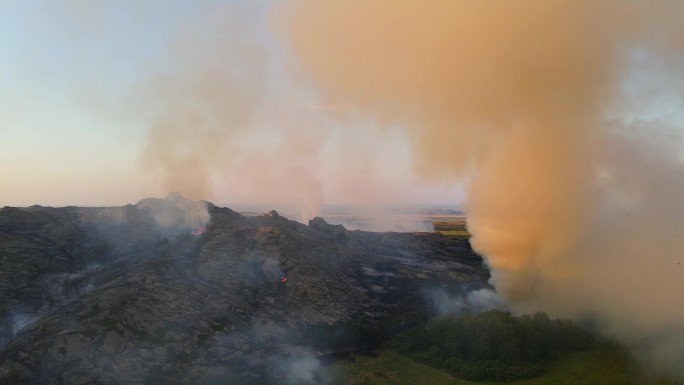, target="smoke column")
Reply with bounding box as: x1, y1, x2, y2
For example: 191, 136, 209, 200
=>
132, 3, 326, 221
137, 4, 268, 202
281, 0, 684, 375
